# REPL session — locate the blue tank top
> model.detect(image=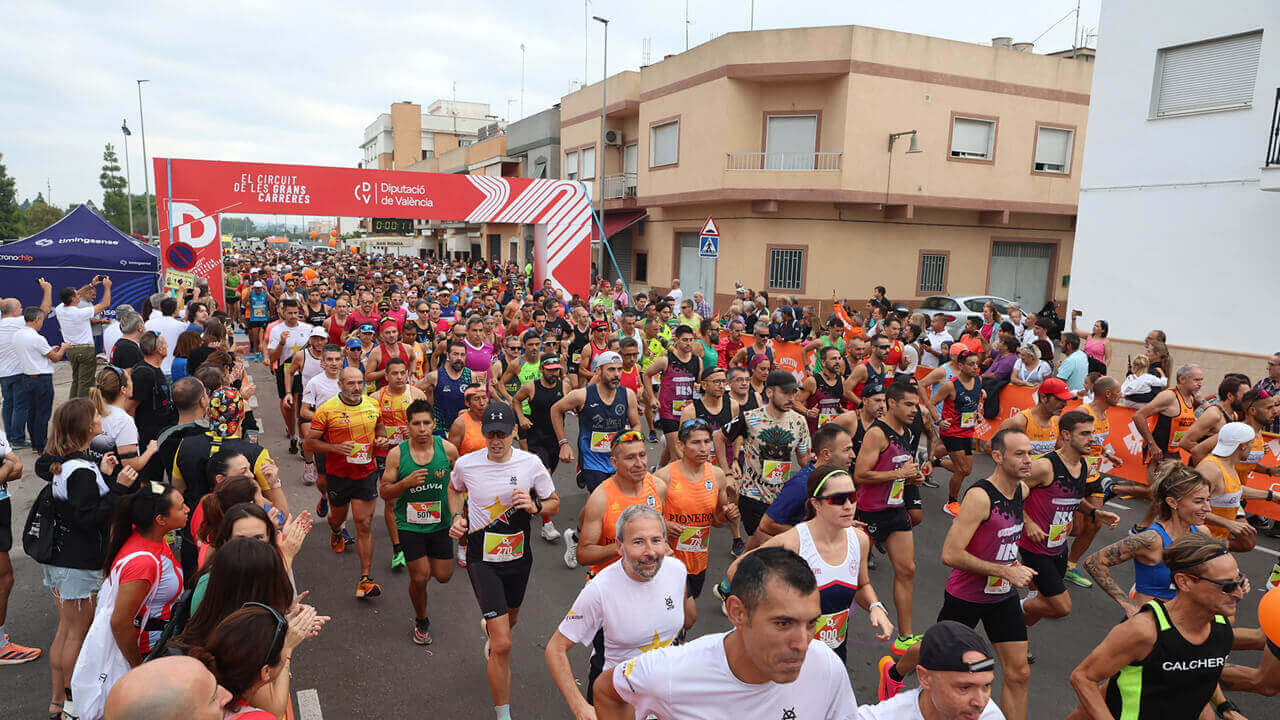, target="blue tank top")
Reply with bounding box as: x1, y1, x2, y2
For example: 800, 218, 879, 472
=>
432, 366, 472, 437
578, 384, 629, 473
934, 363, 957, 417
1134, 522, 1198, 600
249, 291, 270, 321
